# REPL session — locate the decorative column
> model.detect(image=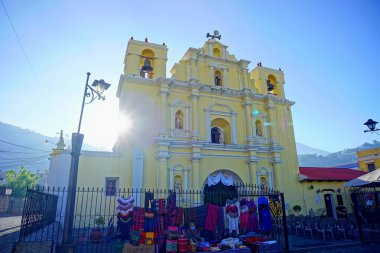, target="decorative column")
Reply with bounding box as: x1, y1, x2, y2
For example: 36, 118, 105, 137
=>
249, 162, 257, 186
187, 62, 191, 81
242, 68, 249, 89
184, 167, 189, 204
268, 171, 273, 190
191, 94, 200, 139
191, 159, 200, 190
184, 168, 188, 192
159, 88, 169, 136
256, 170, 261, 188
232, 113, 237, 144
223, 68, 228, 88
191, 60, 198, 80
272, 163, 282, 191
266, 104, 277, 142
209, 66, 214, 85
206, 110, 211, 142
169, 168, 174, 189
194, 61, 198, 80
158, 157, 168, 189
238, 72, 243, 90
244, 102, 253, 142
